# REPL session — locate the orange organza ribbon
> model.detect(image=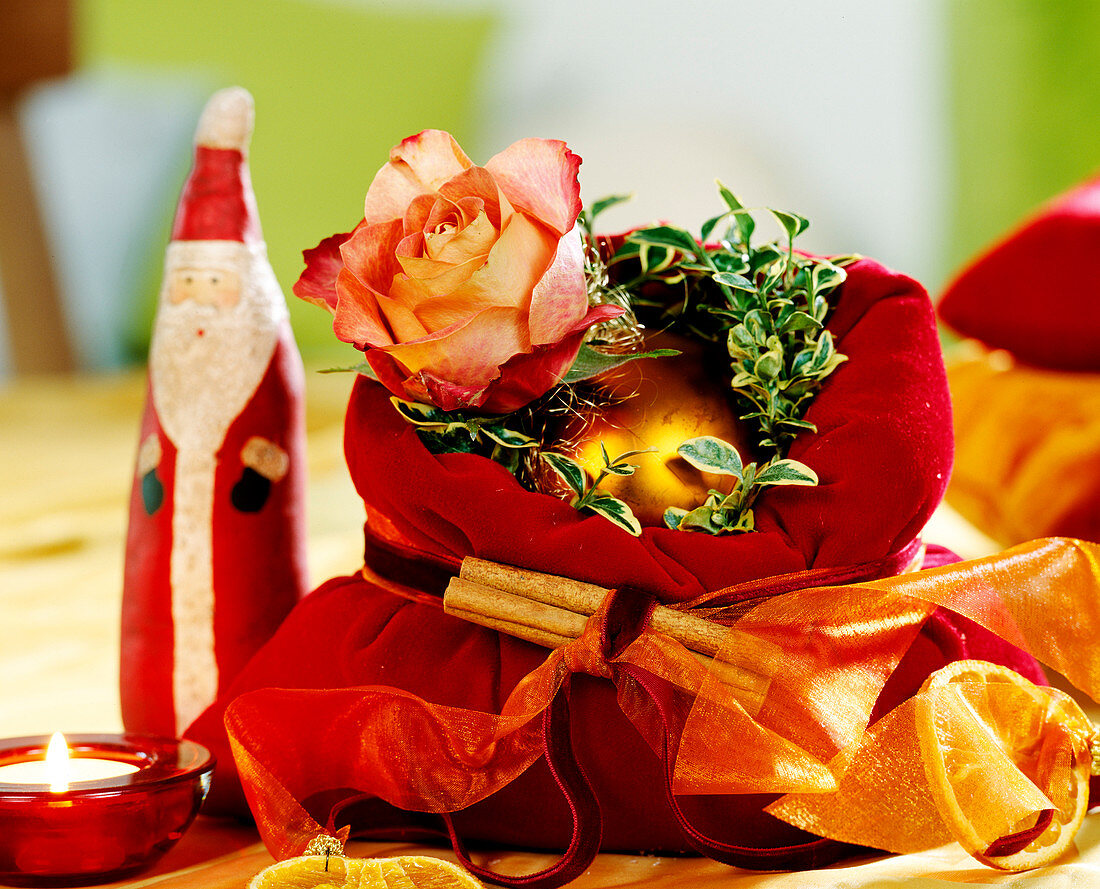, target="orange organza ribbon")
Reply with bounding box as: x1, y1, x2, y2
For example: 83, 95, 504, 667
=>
225, 537, 1100, 866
